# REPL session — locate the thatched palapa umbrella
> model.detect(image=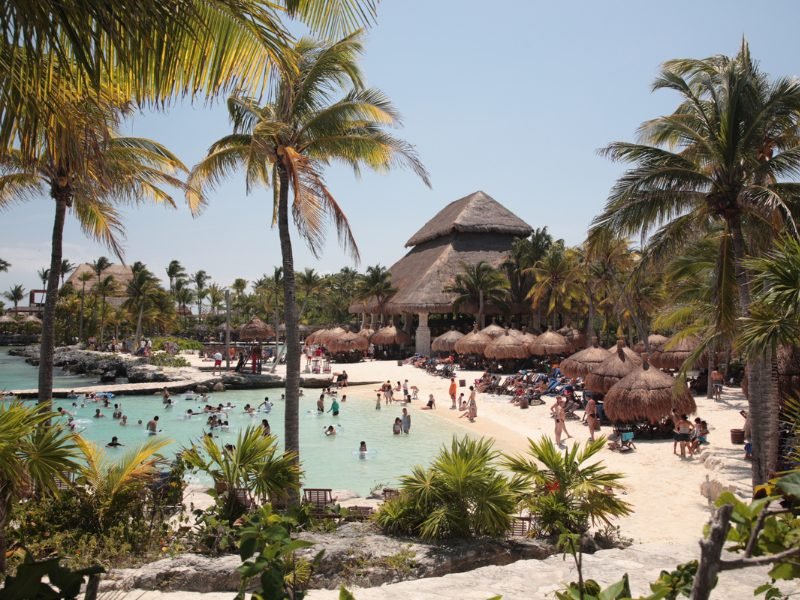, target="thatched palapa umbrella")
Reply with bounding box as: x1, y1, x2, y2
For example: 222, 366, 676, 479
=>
326, 331, 369, 354
585, 340, 643, 394
317, 326, 347, 347
357, 327, 375, 338
431, 327, 465, 353
23, 315, 42, 327
371, 325, 411, 346
560, 336, 613, 378
633, 334, 669, 354
558, 326, 586, 352
509, 326, 537, 345
305, 328, 327, 345
604, 354, 696, 423
528, 330, 571, 356
454, 324, 492, 355
0, 315, 17, 324
239, 316, 275, 341
484, 328, 530, 360
650, 335, 705, 370
480, 321, 506, 339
